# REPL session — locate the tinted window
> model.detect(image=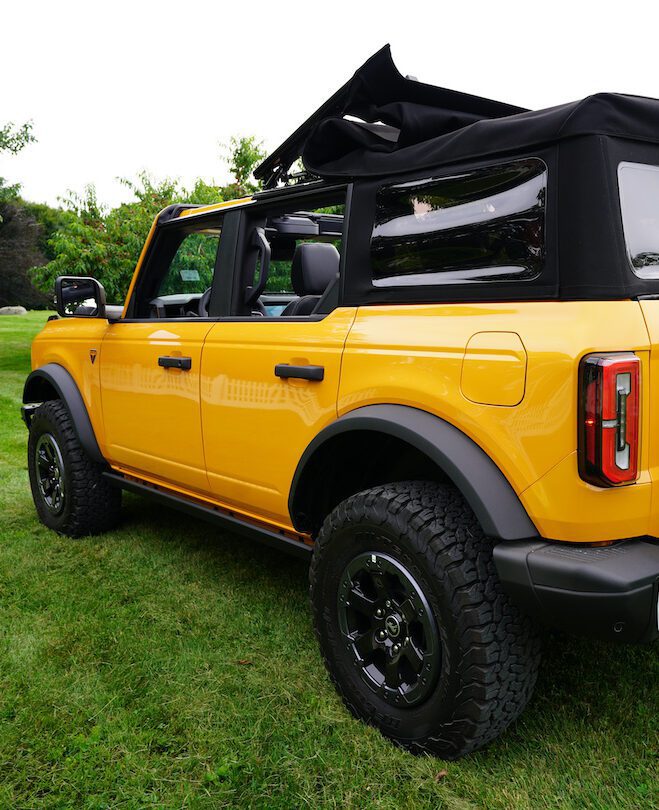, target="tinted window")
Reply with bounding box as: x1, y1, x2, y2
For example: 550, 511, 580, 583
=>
618, 162, 659, 279
370, 159, 546, 287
